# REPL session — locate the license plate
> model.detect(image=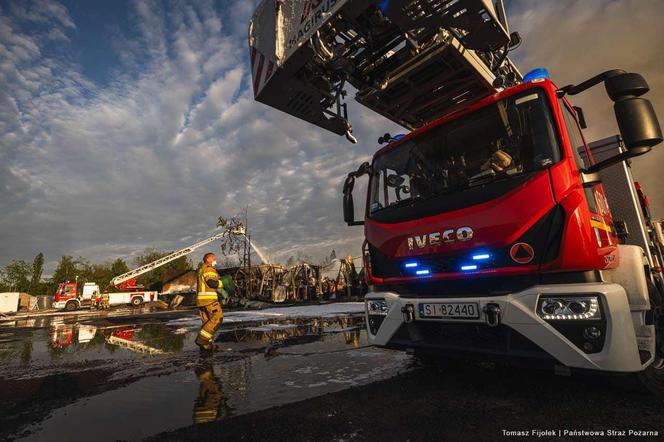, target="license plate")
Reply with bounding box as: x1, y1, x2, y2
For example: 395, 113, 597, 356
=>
419, 302, 479, 319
